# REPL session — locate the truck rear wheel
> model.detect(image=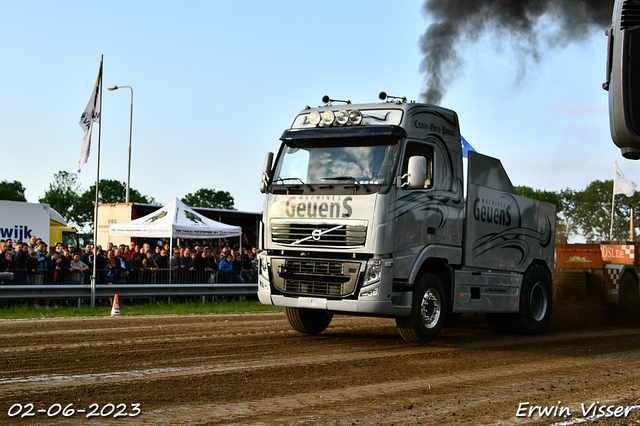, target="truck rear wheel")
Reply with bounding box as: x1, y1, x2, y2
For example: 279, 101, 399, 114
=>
515, 264, 553, 334
396, 273, 446, 343
285, 307, 333, 334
